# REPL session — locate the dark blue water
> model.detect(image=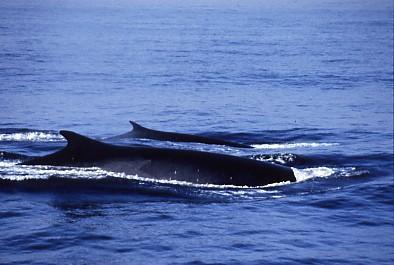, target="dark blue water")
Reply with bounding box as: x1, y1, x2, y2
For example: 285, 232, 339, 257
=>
1, 1, 393, 264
